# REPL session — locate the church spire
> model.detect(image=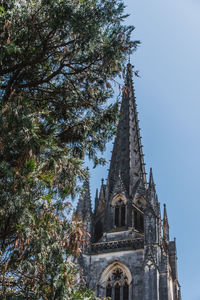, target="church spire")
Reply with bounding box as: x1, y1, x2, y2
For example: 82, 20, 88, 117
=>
76, 177, 92, 221
108, 64, 146, 196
